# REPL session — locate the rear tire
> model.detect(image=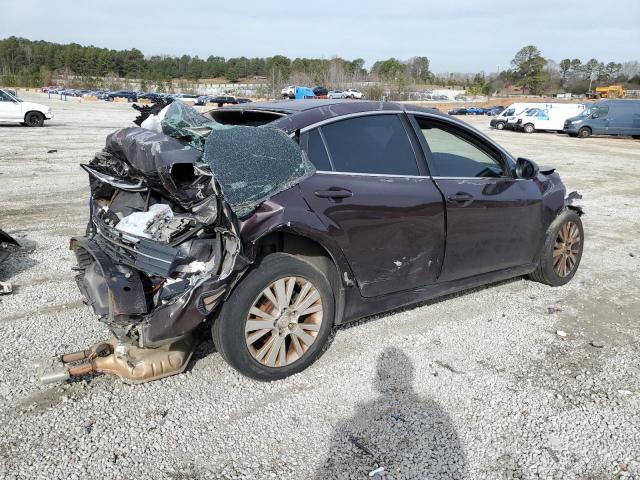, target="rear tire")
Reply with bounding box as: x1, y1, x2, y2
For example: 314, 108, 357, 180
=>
212, 253, 335, 381
523, 123, 535, 133
495, 121, 505, 130
529, 209, 583, 286
24, 112, 44, 127
632, 135, 640, 140
578, 127, 591, 138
